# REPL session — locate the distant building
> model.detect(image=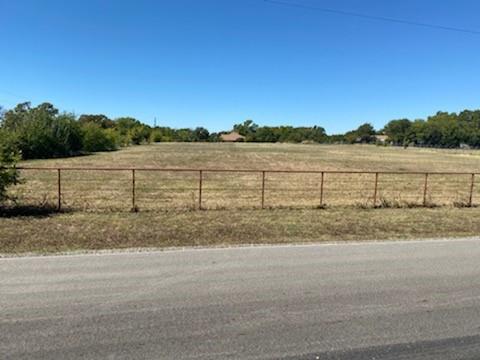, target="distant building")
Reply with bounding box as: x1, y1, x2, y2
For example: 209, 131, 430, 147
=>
220, 131, 245, 142
375, 135, 389, 144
